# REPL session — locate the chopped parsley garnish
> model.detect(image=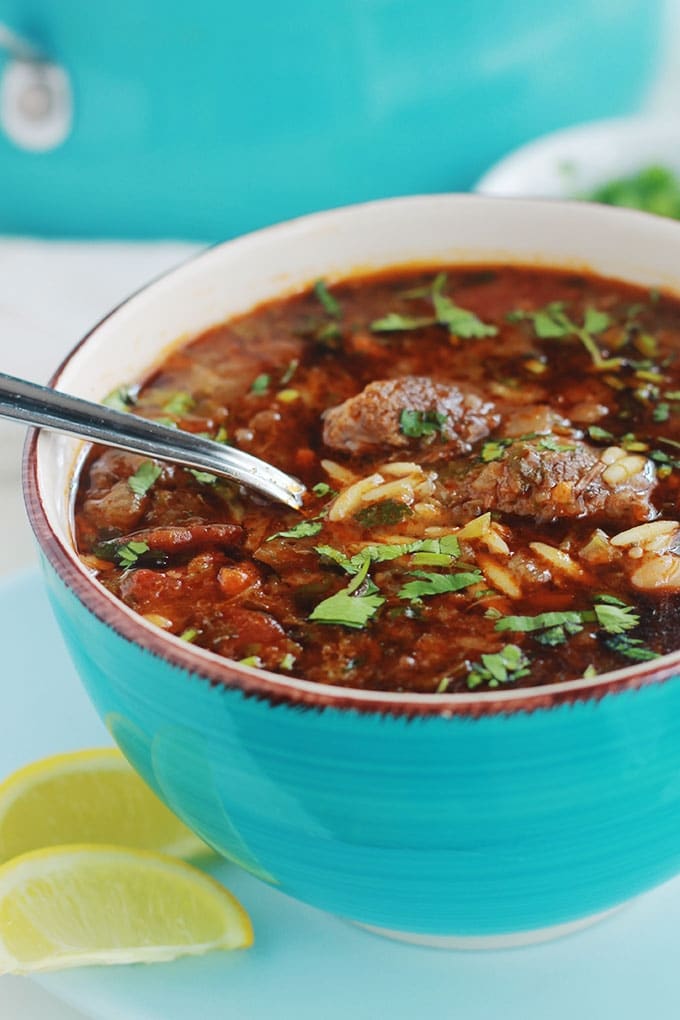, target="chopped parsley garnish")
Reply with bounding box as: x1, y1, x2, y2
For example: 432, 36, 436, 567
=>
430, 274, 497, 339
189, 469, 218, 485
399, 408, 447, 438
591, 594, 640, 634
602, 634, 659, 661
480, 438, 512, 462
309, 557, 385, 629
313, 279, 342, 319
371, 273, 497, 339
250, 373, 270, 395
103, 384, 138, 412
239, 655, 263, 668
316, 530, 460, 579
495, 596, 644, 651
312, 482, 332, 497
370, 312, 436, 333
466, 644, 531, 690
267, 520, 323, 542
179, 627, 199, 643
398, 570, 483, 601
496, 610, 585, 643
315, 534, 461, 577
539, 436, 576, 453
162, 391, 195, 417
127, 461, 162, 497
510, 302, 618, 370
354, 500, 413, 529
116, 540, 151, 569
587, 425, 615, 442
